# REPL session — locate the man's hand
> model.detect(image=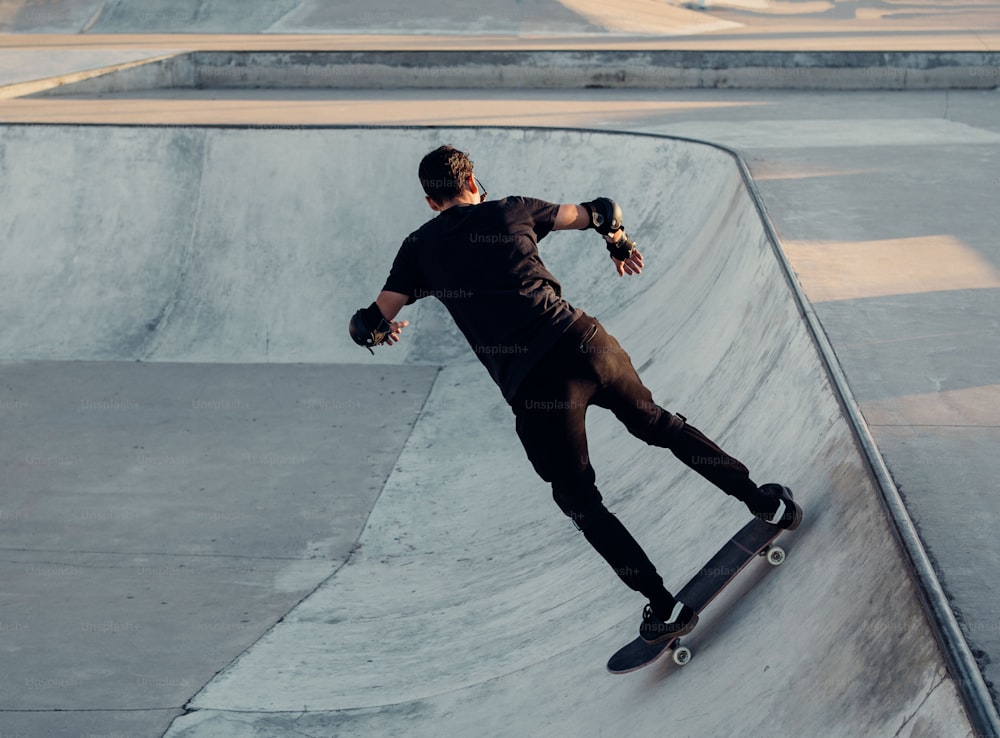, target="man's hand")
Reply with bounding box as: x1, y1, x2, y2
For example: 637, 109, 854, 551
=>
350, 302, 409, 354
605, 231, 644, 276
383, 319, 409, 345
